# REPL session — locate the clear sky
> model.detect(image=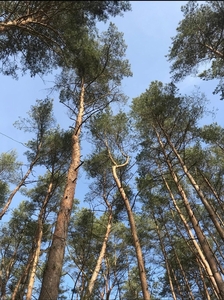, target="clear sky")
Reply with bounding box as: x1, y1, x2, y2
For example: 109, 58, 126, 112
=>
0, 1, 223, 215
